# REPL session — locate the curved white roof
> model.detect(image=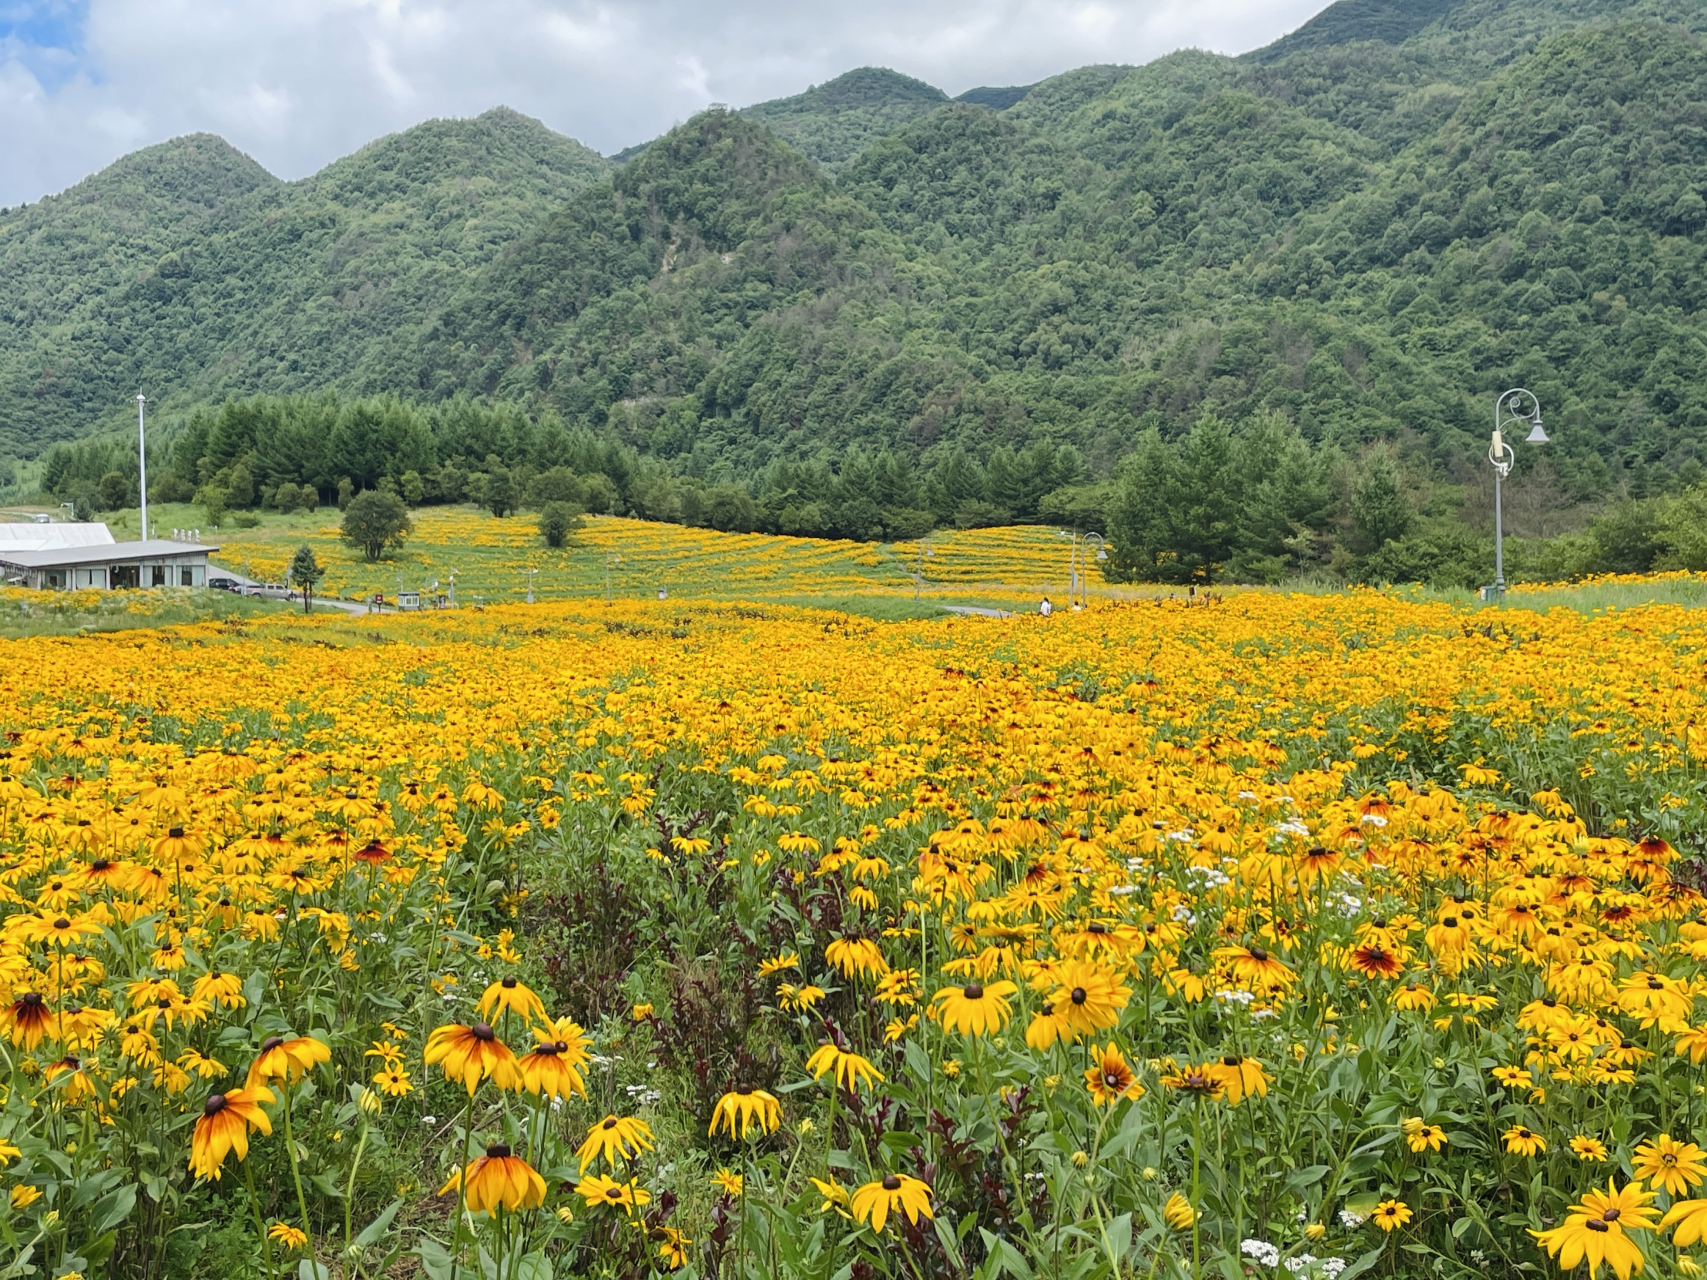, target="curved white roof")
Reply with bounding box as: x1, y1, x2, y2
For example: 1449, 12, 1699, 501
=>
0, 522, 117, 551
